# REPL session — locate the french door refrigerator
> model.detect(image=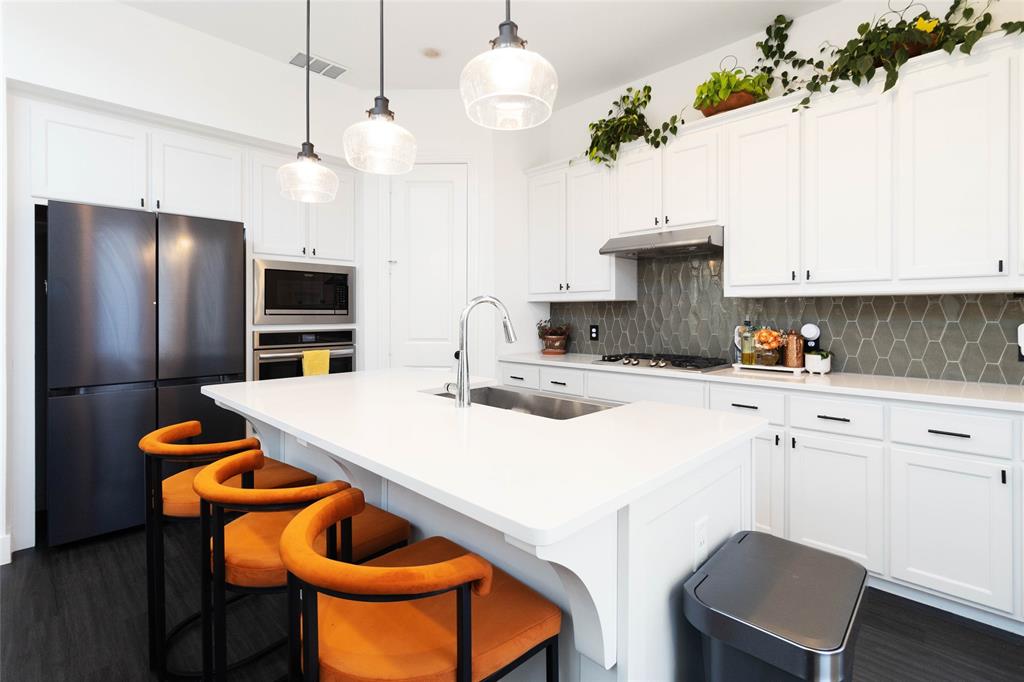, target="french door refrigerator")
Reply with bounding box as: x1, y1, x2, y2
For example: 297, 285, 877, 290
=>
43, 201, 245, 546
